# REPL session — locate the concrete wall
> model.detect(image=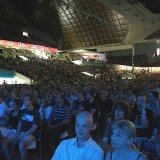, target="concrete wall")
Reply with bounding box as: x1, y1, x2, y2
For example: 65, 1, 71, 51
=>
109, 64, 160, 72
